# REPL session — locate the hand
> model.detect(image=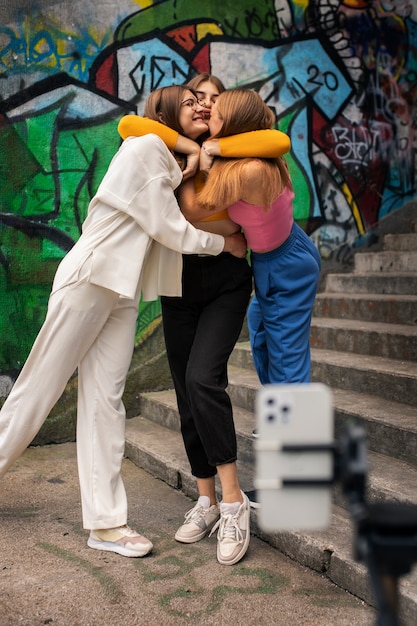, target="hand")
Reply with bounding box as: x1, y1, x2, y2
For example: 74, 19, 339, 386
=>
200, 139, 221, 175
173, 135, 202, 181
222, 232, 248, 258
202, 139, 220, 156
199, 144, 214, 175
182, 151, 200, 181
